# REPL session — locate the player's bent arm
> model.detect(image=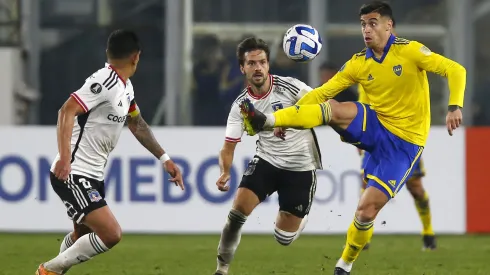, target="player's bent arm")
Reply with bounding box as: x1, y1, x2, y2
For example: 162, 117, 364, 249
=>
126, 110, 165, 159
296, 59, 357, 105
411, 41, 466, 108
57, 96, 86, 160
219, 141, 238, 175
